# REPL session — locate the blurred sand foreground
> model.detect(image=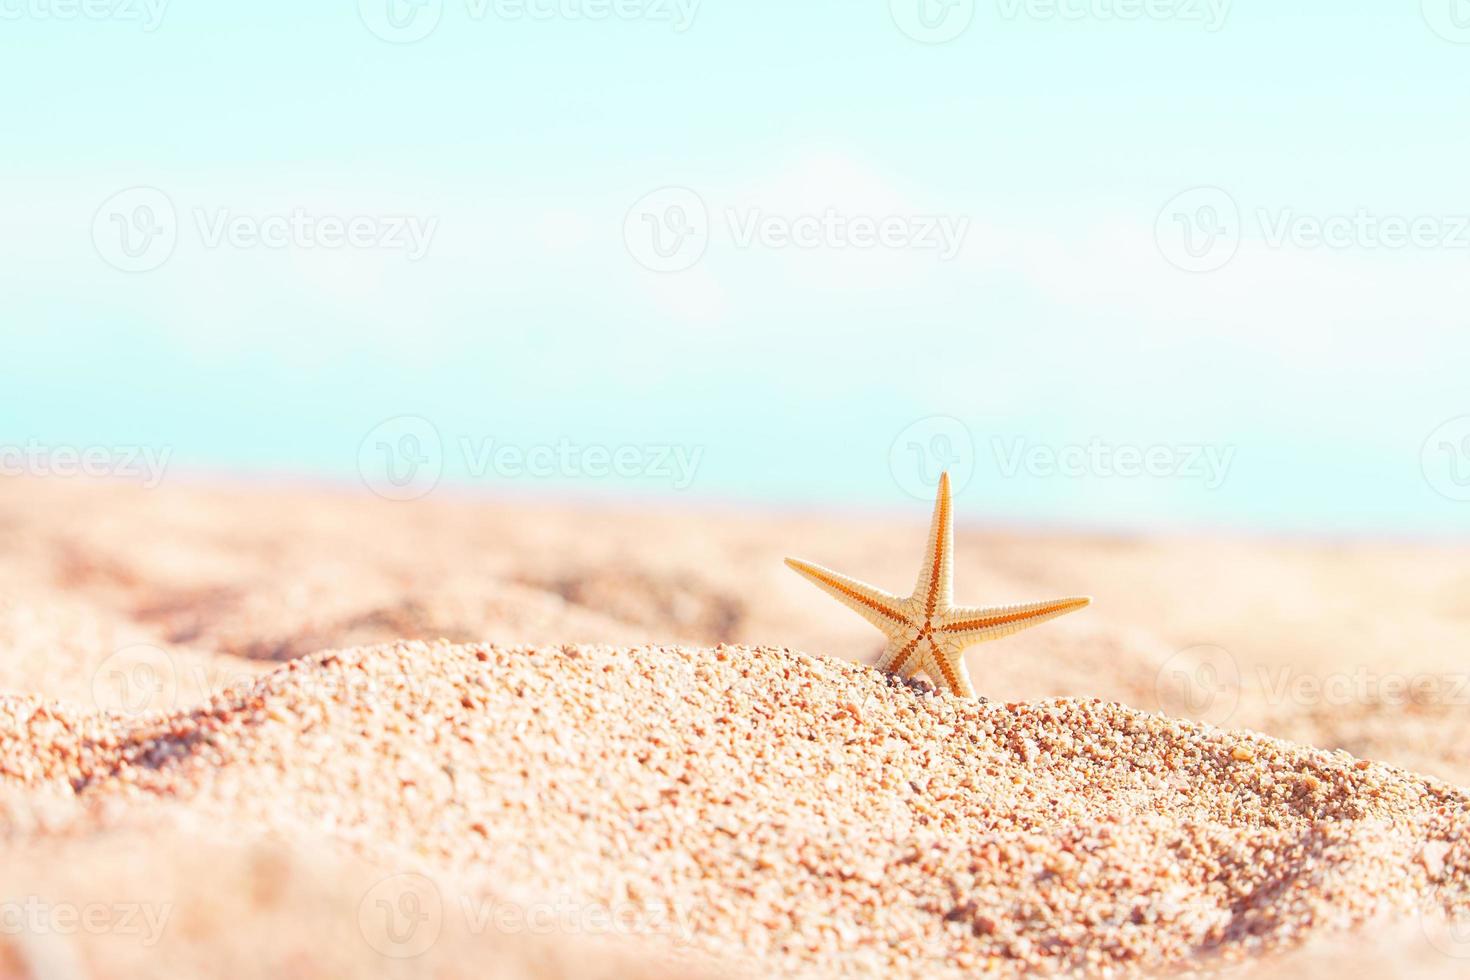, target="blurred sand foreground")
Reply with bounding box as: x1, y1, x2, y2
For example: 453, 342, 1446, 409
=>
1, 478, 1468, 978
